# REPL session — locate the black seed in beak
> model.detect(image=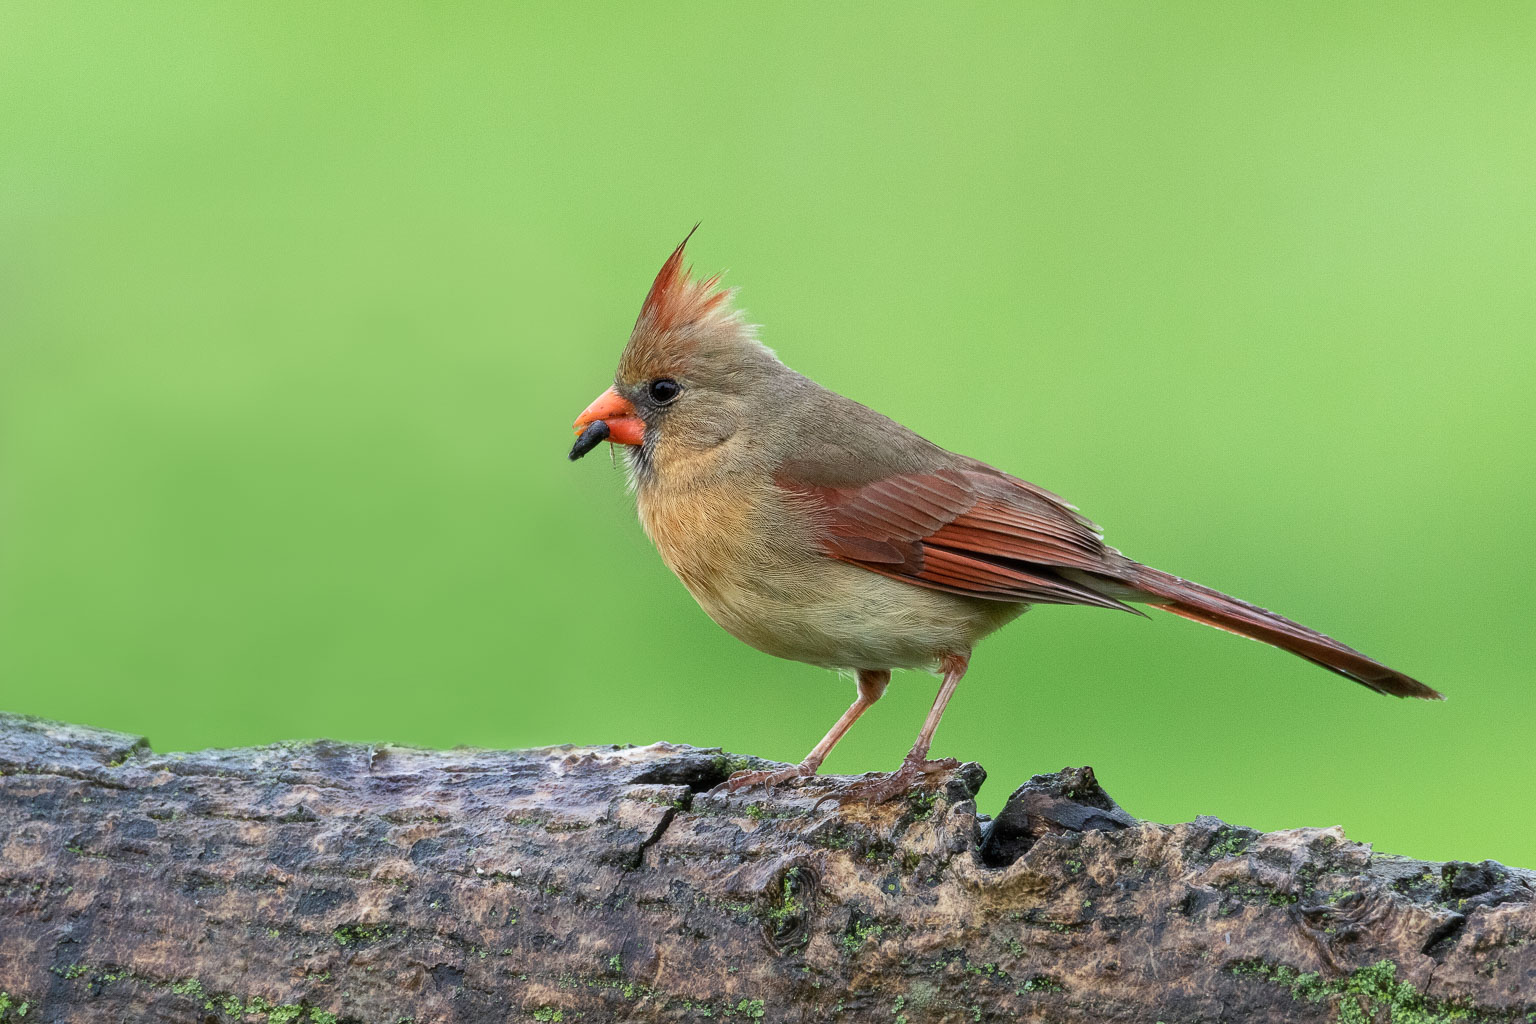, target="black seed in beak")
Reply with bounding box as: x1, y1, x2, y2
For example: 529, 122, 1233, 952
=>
569, 420, 611, 461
